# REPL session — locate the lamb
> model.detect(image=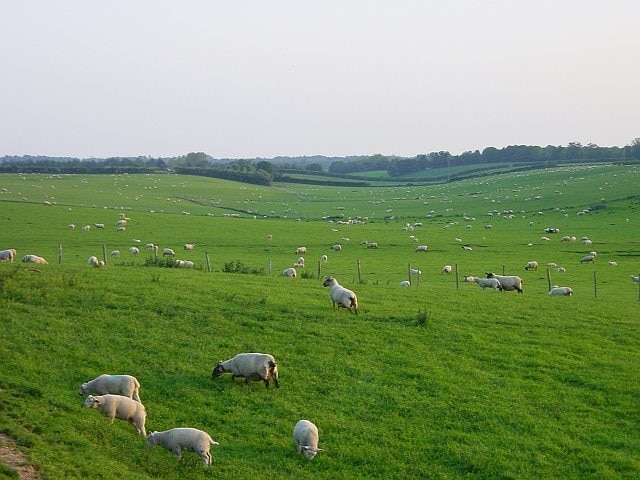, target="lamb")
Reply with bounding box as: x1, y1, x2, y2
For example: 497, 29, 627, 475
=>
293, 256, 305, 268
410, 268, 422, 275
82, 225, 91, 232
549, 286, 573, 296
78, 374, 141, 402
608, 261, 618, 267
524, 261, 538, 271
147, 428, 219, 466
473, 277, 501, 291
461, 245, 473, 251
21, 254, 48, 264
556, 267, 566, 272
462, 275, 476, 283
293, 420, 323, 459
83, 394, 146, 435
442, 265, 452, 274
399, 280, 411, 287
322, 276, 359, 315
282, 267, 297, 278
87, 256, 105, 268
67, 223, 75, 230
212, 352, 280, 389
415, 245, 428, 252
296, 246, 307, 254
485, 273, 523, 293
